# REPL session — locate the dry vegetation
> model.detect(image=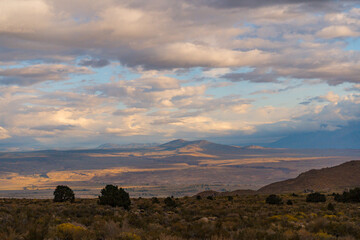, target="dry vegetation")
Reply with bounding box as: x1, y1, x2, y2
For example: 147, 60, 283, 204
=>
1, 193, 360, 240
